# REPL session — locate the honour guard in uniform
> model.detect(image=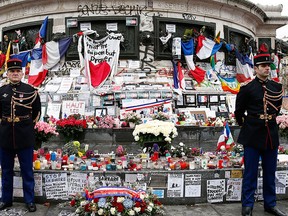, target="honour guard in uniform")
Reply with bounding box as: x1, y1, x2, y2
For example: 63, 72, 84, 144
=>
0, 59, 41, 212
235, 46, 286, 216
